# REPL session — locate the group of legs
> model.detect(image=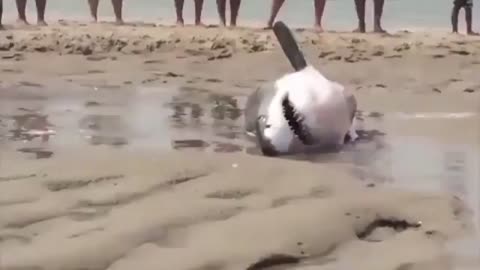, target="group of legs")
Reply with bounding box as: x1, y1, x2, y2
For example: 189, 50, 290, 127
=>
0, 0, 47, 28
0, 0, 476, 34
0, 0, 123, 28
174, 0, 384, 32
174, 0, 241, 27
451, 0, 477, 35
267, 0, 385, 33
